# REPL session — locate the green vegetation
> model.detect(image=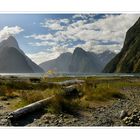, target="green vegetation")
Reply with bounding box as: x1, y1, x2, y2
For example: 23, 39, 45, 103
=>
19, 87, 64, 104
80, 82, 125, 102
0, 76, 140, 114
46, 94, 80, 114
